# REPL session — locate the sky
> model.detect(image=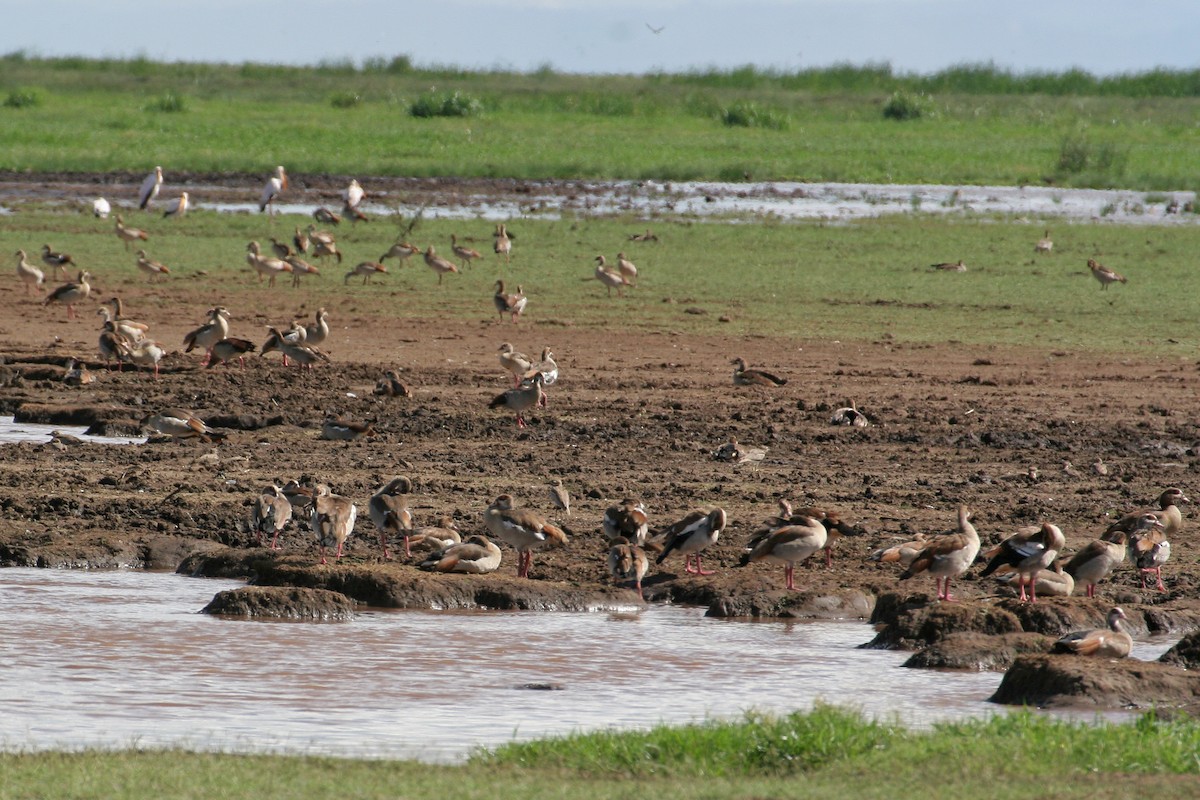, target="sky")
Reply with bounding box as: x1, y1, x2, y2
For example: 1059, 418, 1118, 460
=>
4, 0, 1198, 77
